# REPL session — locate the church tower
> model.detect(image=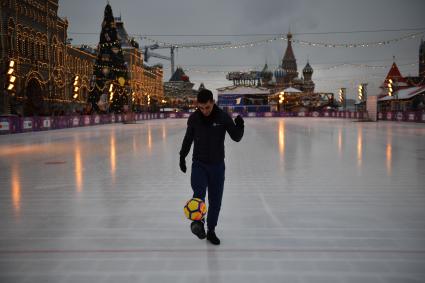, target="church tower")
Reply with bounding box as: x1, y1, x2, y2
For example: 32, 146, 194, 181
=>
302, 61, 315, 93
281, 32, 298, 86
260, 62, 273, 86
